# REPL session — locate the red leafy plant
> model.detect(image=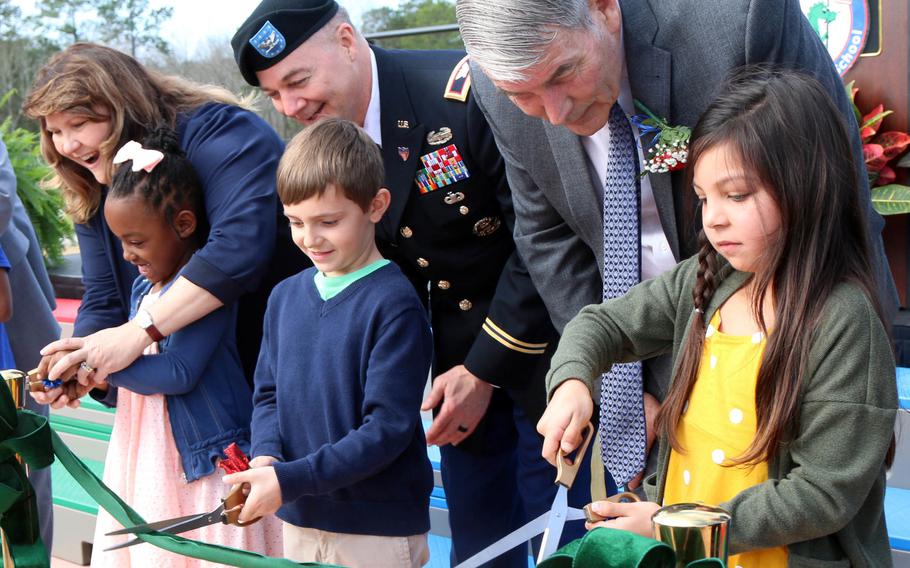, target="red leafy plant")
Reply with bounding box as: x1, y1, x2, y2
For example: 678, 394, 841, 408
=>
848, 82, 910, 215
